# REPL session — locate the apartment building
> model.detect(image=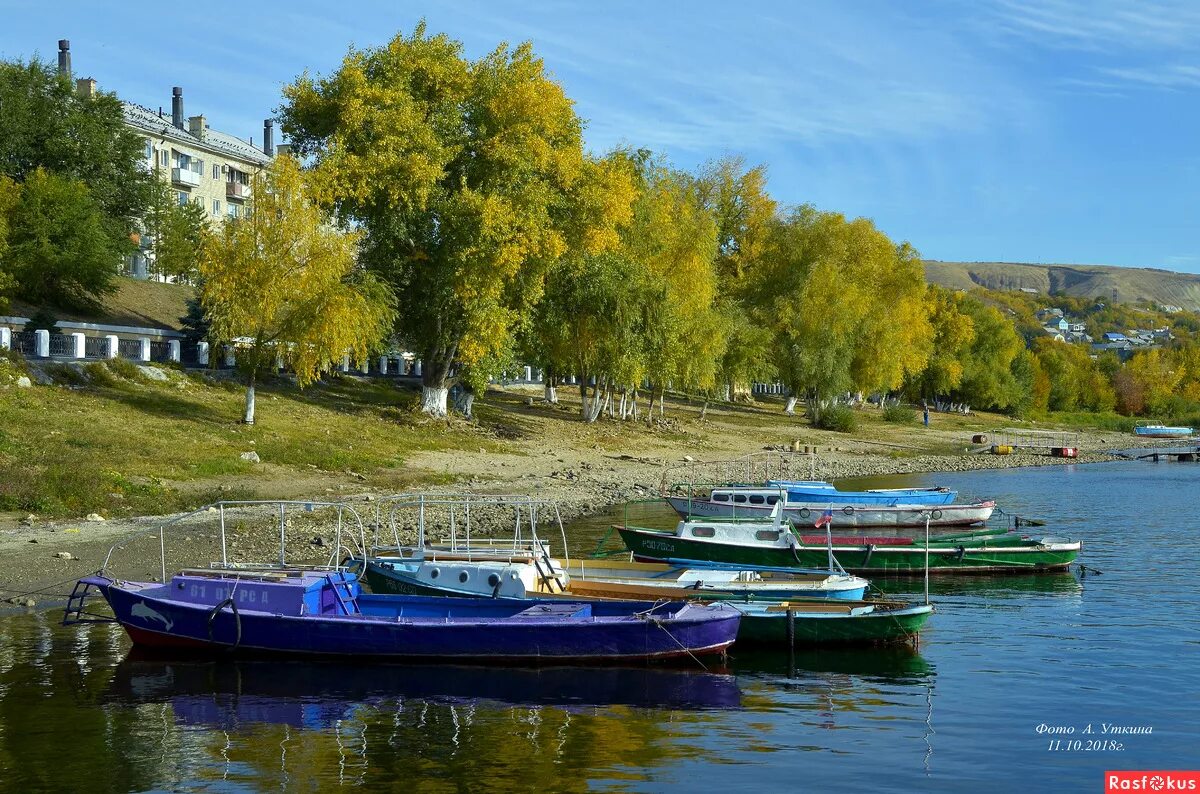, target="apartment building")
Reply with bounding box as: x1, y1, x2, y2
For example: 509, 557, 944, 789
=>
58, 40, 276, 279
